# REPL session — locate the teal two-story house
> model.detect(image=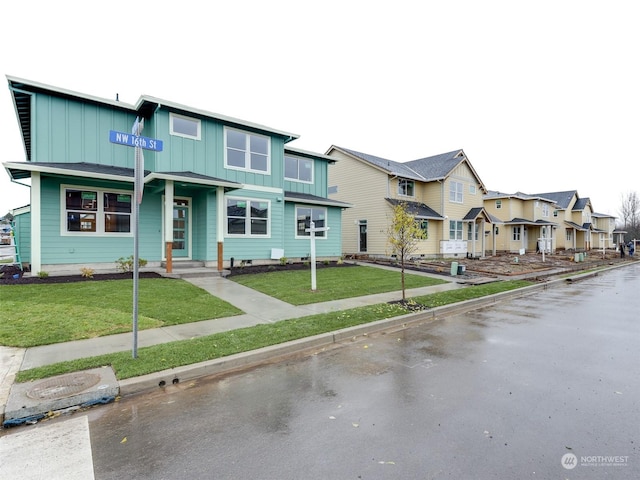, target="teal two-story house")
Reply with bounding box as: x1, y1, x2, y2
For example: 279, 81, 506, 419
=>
3, 76, 349, 274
